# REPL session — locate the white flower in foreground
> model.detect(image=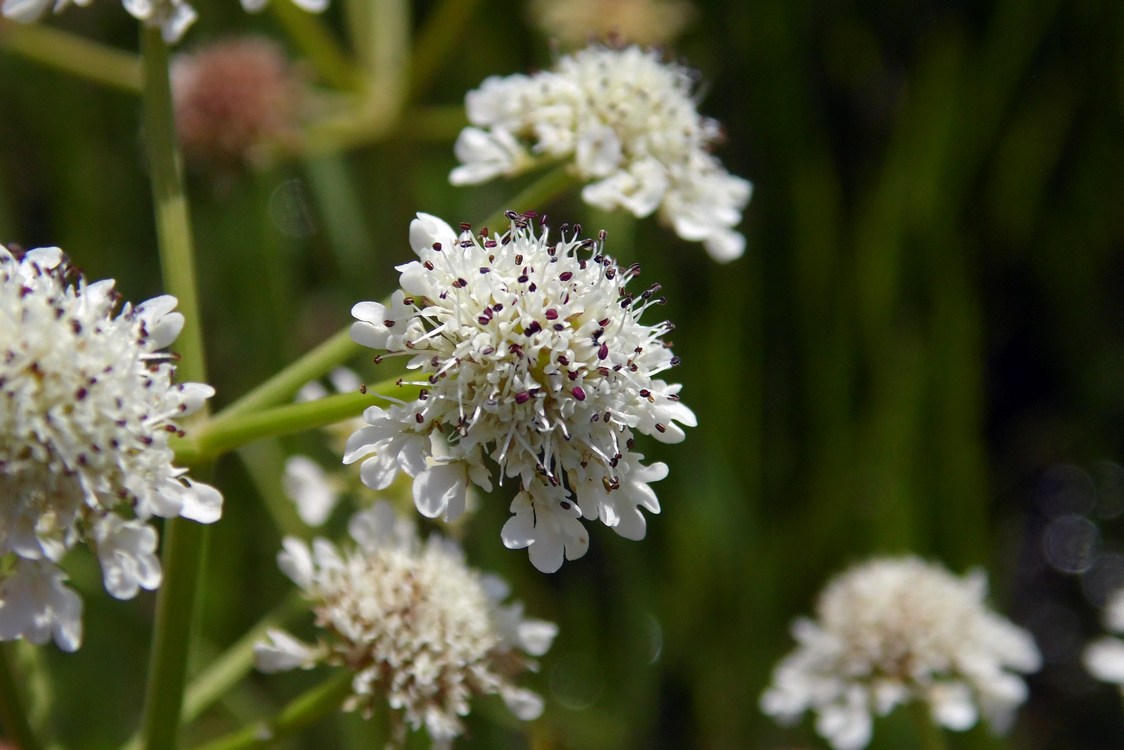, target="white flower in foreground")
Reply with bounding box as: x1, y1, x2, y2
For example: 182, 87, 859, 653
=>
345, 212, 694, 573
2, 0, 325, 43
450, 44, 752, 262
255, 502, 557, 748
760, 556, 1041, 750
0, 246, 221, 651
1084, 587, 1124, 692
